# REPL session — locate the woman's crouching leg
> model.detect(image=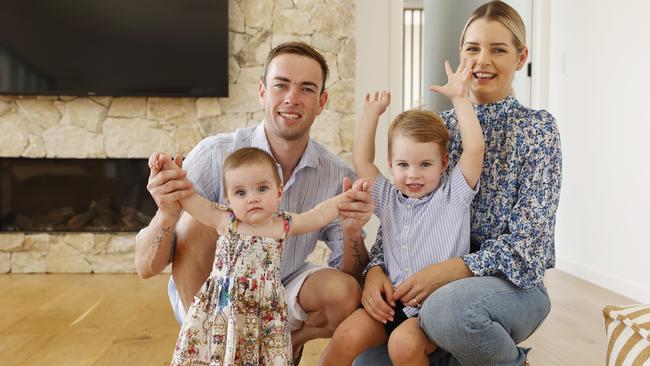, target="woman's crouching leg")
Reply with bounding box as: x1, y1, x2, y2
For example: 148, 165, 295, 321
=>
418, 276, 551, 366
